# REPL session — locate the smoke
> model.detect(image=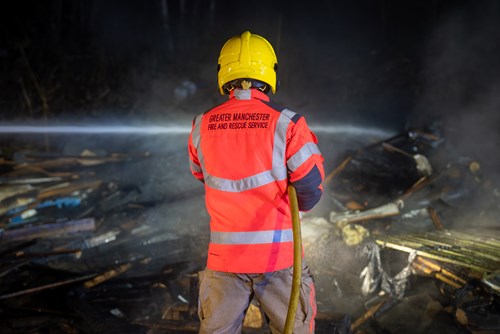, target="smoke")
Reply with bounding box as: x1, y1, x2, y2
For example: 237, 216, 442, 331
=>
412, 1, 500, 231
415, 1, 500, 178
